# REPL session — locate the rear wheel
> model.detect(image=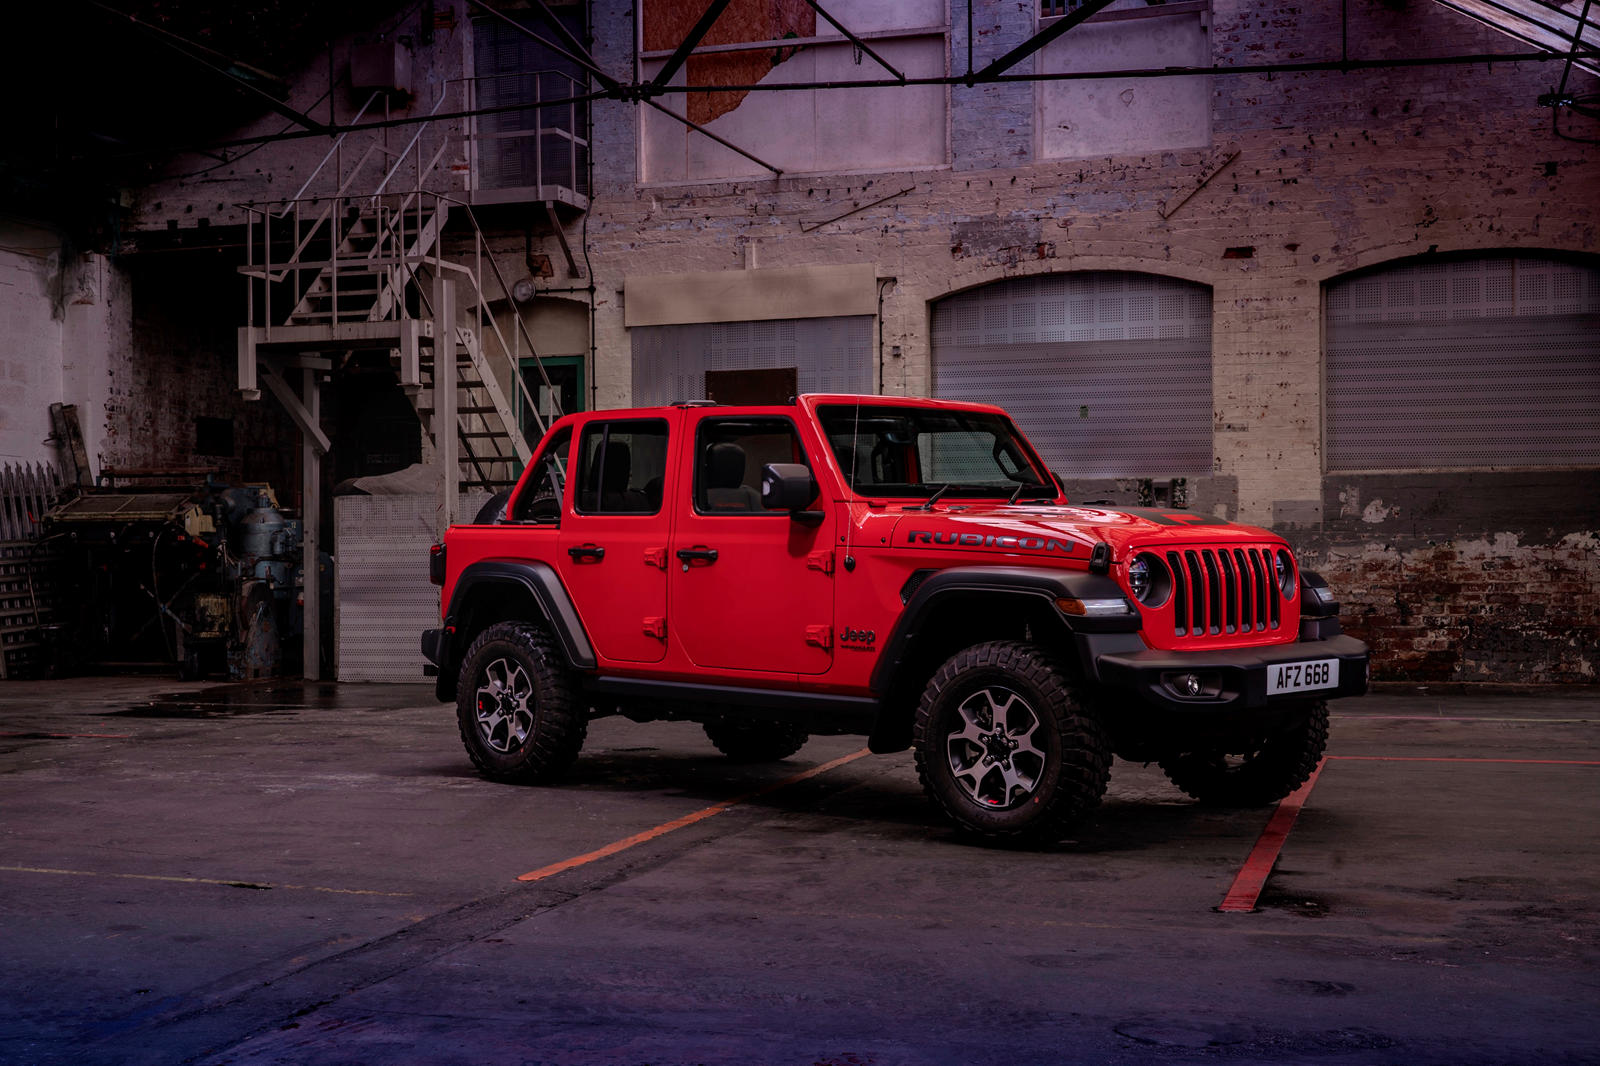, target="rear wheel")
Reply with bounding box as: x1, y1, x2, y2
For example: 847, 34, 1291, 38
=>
702, 716, 809, 762
1158, 701, 1329, 807
913, 641, 1111, 844
456, 622, 586, 783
